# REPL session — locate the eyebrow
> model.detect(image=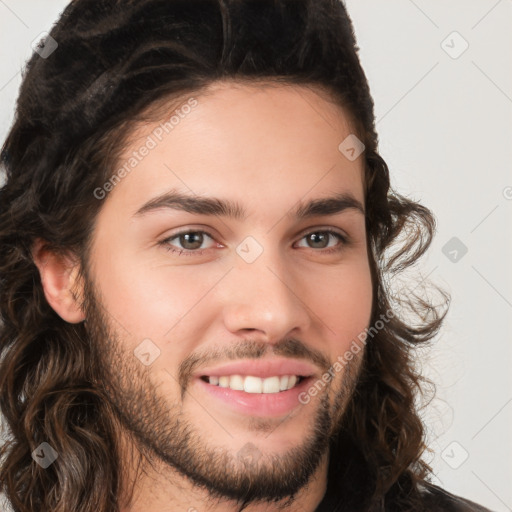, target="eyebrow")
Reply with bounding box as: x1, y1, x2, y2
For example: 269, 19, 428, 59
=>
133, 190, 365, 220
